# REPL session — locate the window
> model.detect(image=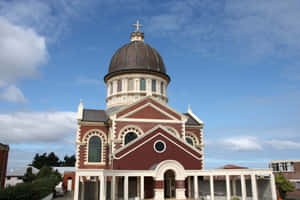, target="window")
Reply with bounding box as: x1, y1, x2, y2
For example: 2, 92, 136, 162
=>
152, 80, 156, 92
128, 79, 134, 91
110, 82, 113, 95
154, 140, 166, 153
117, 80, 122, 92
160, 82, 164, 94
88, 136, 102, 162
140, 78, 146, 91
186, 137, 194, 146
124, 132, 138, 145
296, 182, 300, 190
272, 162, 294, 172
